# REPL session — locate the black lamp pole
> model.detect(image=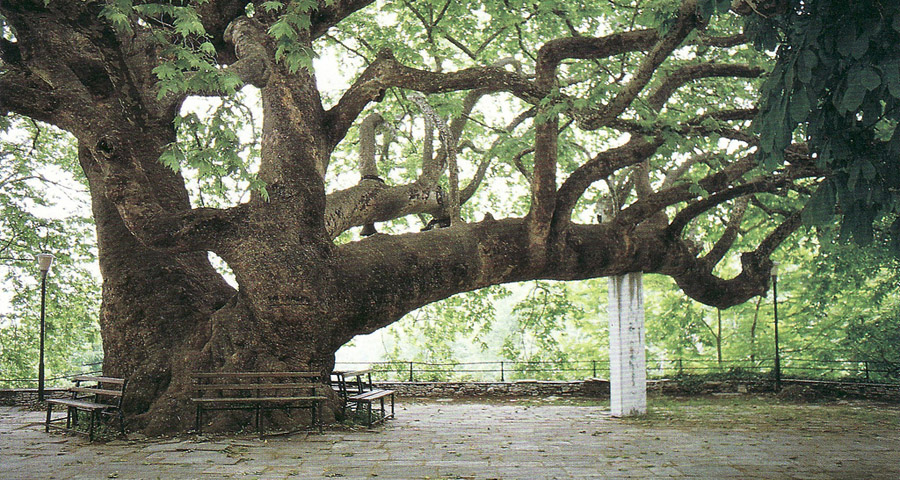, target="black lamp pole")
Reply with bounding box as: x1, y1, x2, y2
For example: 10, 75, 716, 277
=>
36, 253, 54, 402
772, 262, 781, 392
